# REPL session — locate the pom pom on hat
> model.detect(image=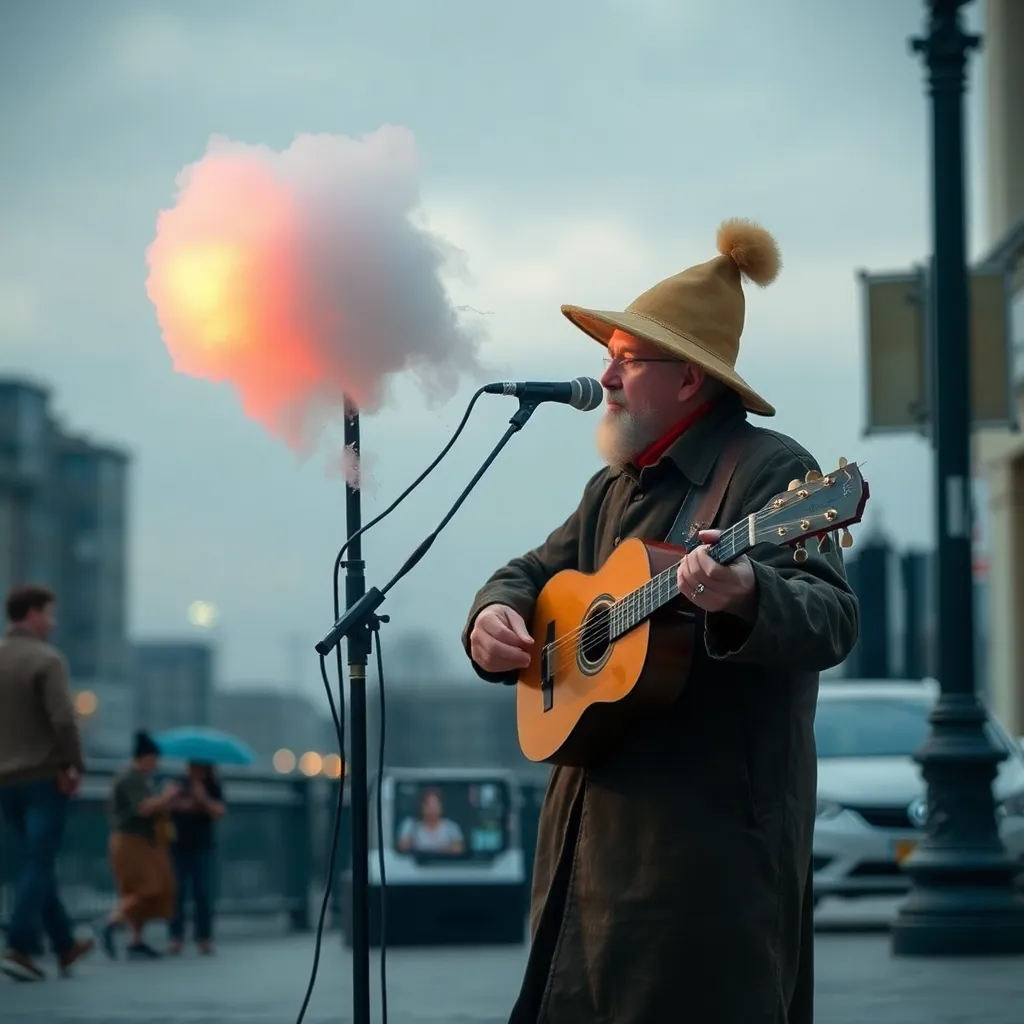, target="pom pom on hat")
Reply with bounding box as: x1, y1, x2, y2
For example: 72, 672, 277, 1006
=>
716, 218, 781, 288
